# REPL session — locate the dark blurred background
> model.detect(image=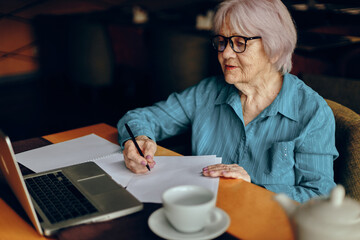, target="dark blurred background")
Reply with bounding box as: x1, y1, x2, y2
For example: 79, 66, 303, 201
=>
0, 0, 359, 150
